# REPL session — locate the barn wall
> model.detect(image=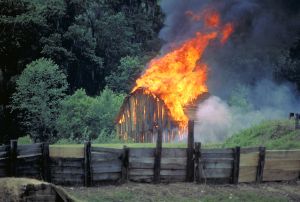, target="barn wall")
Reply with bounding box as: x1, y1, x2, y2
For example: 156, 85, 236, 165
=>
116, 90, 179, 143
